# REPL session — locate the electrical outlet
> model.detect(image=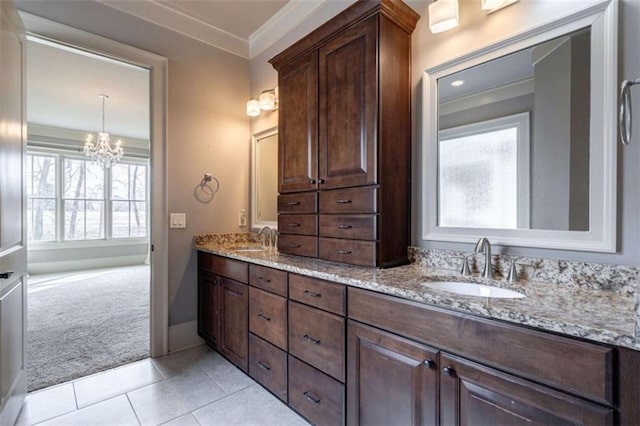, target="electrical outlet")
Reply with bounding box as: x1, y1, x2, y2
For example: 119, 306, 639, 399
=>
170, 213, 186, 229
238, 209, 247, 227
